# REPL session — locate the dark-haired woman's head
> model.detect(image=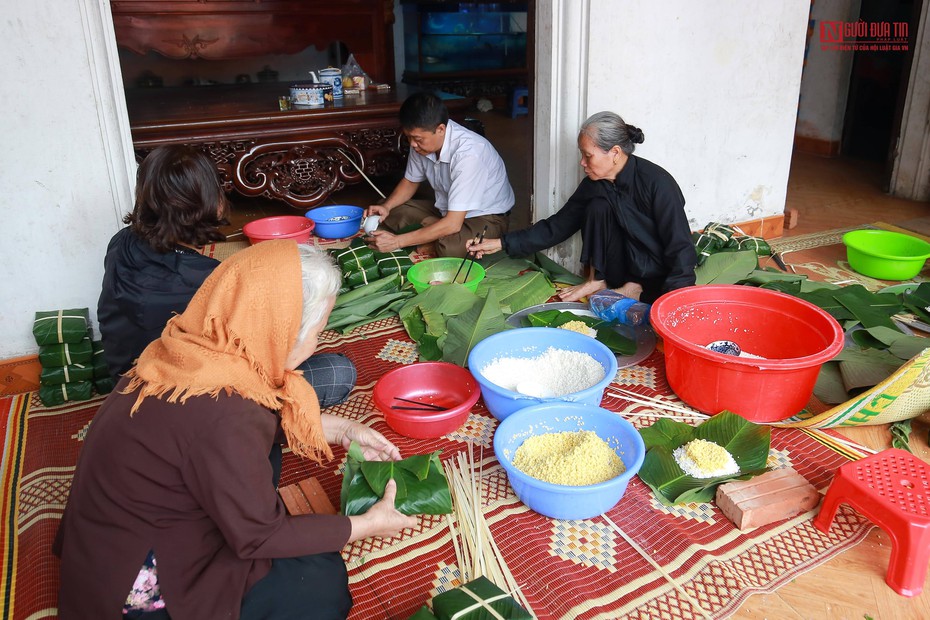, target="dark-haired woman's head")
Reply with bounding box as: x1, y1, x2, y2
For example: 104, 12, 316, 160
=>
579, 112, 645, 155
125, 145, 230, 253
